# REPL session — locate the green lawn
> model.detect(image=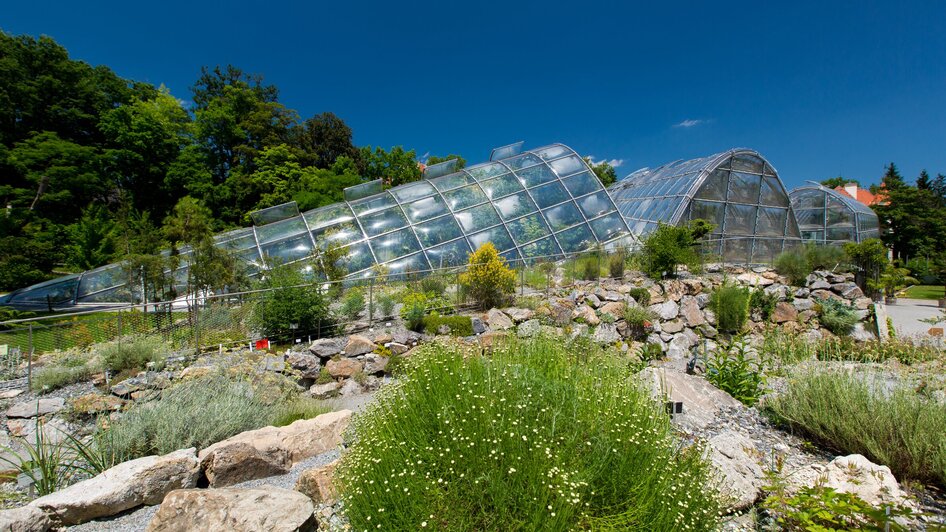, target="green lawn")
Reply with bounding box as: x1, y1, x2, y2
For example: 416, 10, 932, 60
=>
903, 285, 945, 300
